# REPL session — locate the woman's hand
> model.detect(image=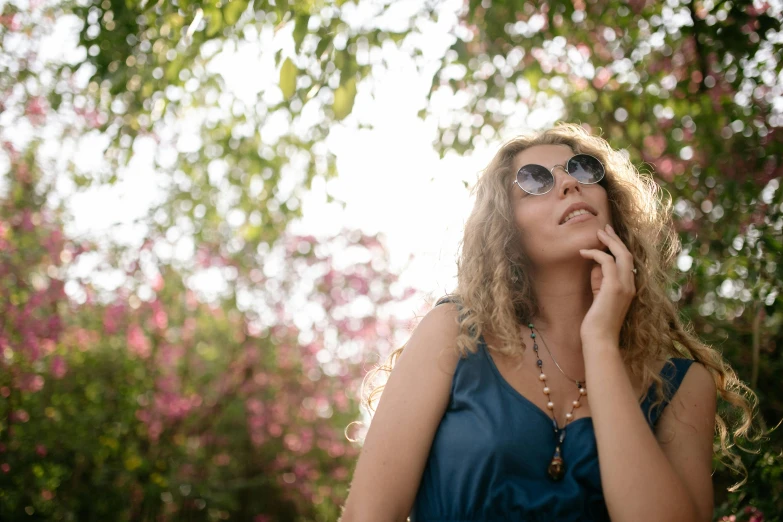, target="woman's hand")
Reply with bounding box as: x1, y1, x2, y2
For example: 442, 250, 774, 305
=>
578, 224, 637, 347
